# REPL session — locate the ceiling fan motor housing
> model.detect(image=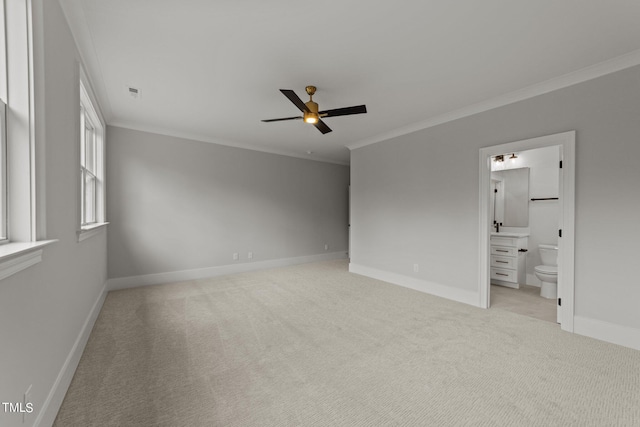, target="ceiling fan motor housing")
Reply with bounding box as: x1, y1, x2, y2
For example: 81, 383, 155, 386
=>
305, 101, 319, 114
